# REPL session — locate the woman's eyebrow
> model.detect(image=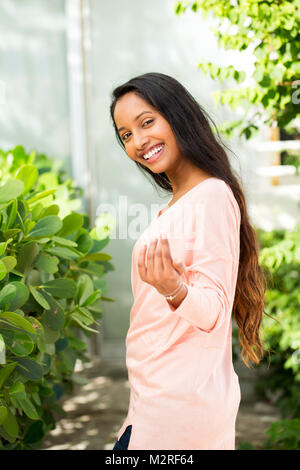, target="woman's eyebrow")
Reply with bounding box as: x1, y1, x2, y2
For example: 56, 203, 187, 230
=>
117, 110, 152, 132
